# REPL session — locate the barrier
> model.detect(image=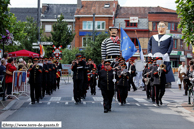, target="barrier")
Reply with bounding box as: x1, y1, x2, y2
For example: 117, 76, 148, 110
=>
0, 75, 5, 107
6, 70, 30, 100
60, 69, 71, 84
